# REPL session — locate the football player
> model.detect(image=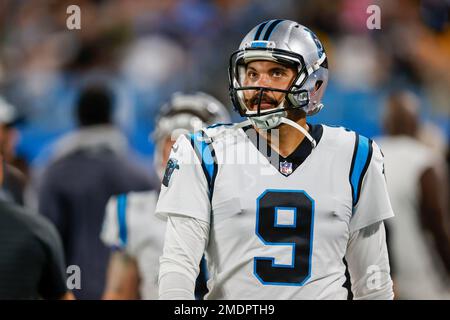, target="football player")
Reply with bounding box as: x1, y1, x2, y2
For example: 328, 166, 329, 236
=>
377, 91, 450, 299
157, 20, 395, 300
100, 92, 231, 299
